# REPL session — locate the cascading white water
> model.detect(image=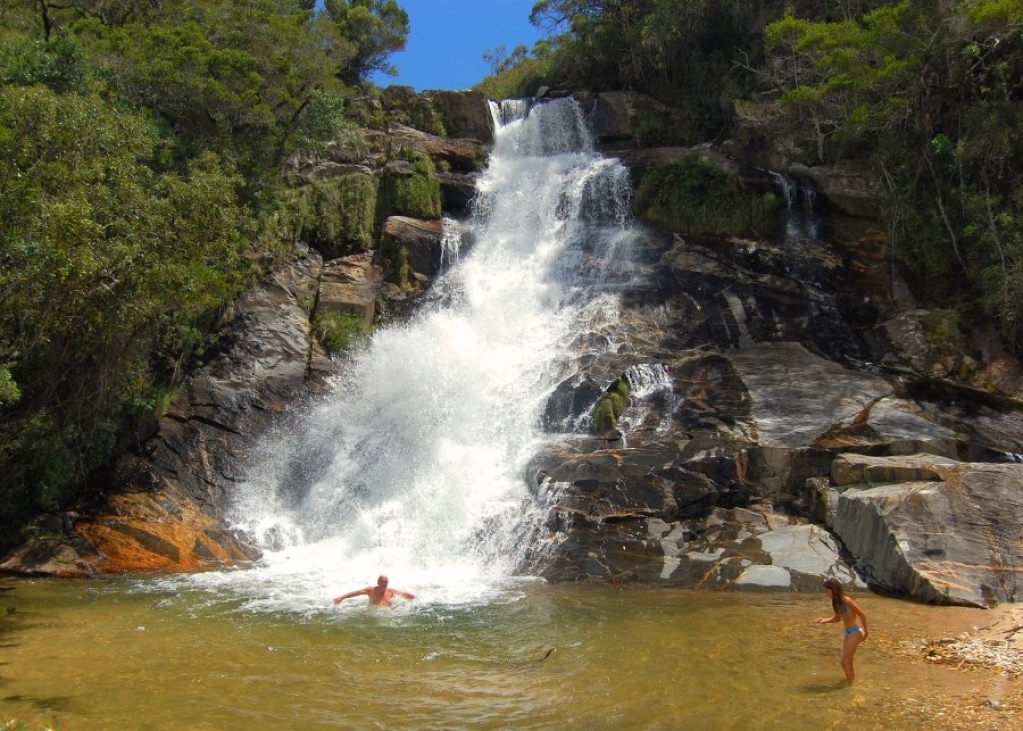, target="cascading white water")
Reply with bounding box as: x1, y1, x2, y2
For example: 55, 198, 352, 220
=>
154, 99, 638, 613
770, 170, 822, 240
